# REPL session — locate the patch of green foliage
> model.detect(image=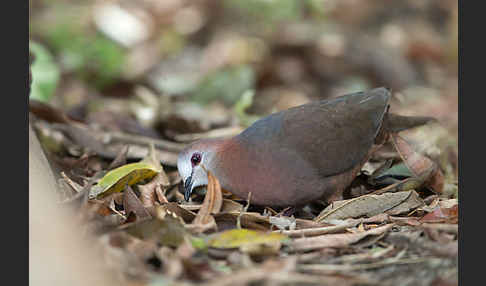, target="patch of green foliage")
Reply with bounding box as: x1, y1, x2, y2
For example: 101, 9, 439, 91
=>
46, 23, 126, 89
193, 65, 255, 106
226, 0, 303, 24
29, 41, 60, 102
